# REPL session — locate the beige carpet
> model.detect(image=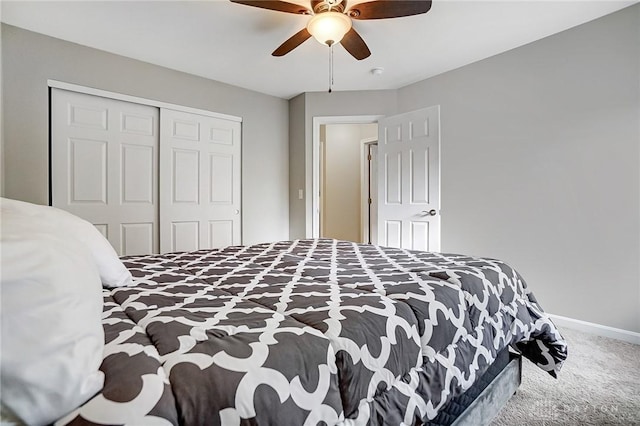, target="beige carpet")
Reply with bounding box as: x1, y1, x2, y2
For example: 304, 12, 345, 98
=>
491, 327, 640, 425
